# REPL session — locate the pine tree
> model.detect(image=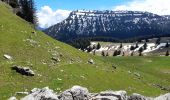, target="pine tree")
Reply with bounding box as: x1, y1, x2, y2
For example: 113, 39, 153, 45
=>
106, 52, 109, 56
113, 50, 118, 56
143, 42, 147, 50
9, 0, 19, 8
119, 43, 123, 48
165, 42, 169, 48
18, 0, 37, 25
96, 43, 101, 50
139, 52, 143, 56
165, 50, 169, 56
130, 45, 135, 51
101, 51, 105, 56
135, 42, 139, 49
156, 38, 160, 45
131, 51, 134, 56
